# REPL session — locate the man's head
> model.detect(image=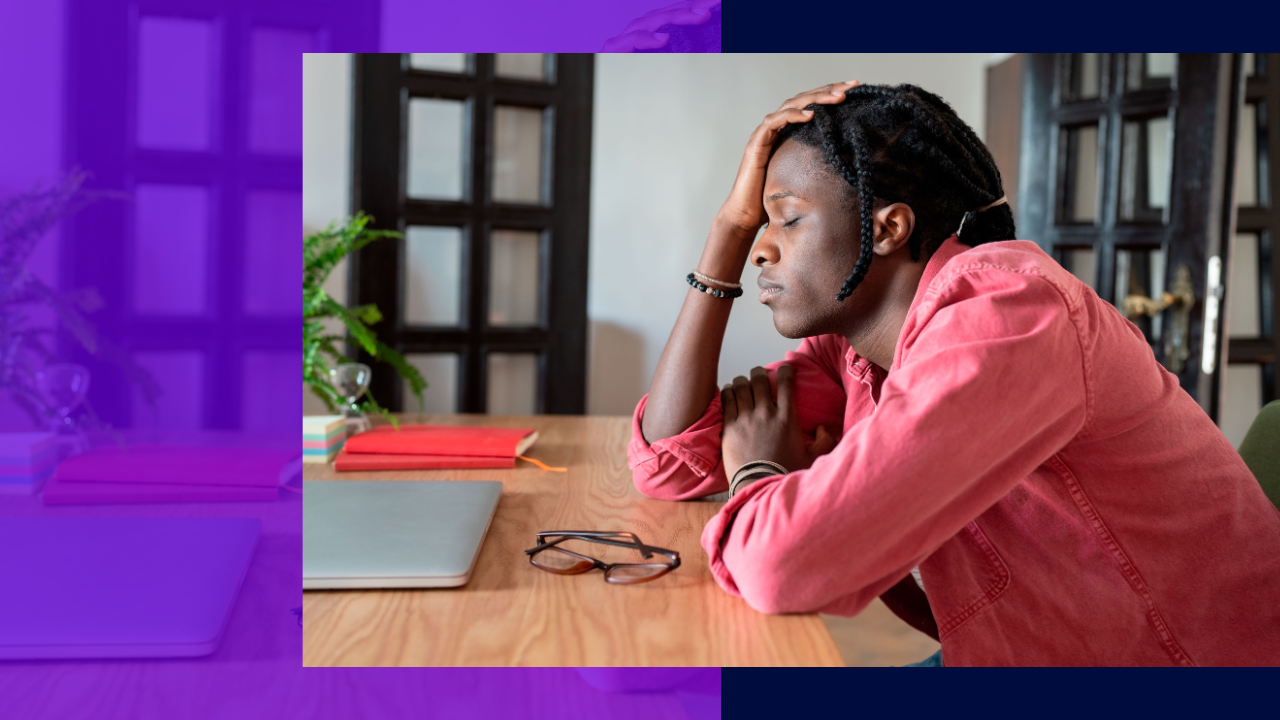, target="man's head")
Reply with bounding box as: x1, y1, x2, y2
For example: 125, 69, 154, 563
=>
752, 83, 1015, 339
